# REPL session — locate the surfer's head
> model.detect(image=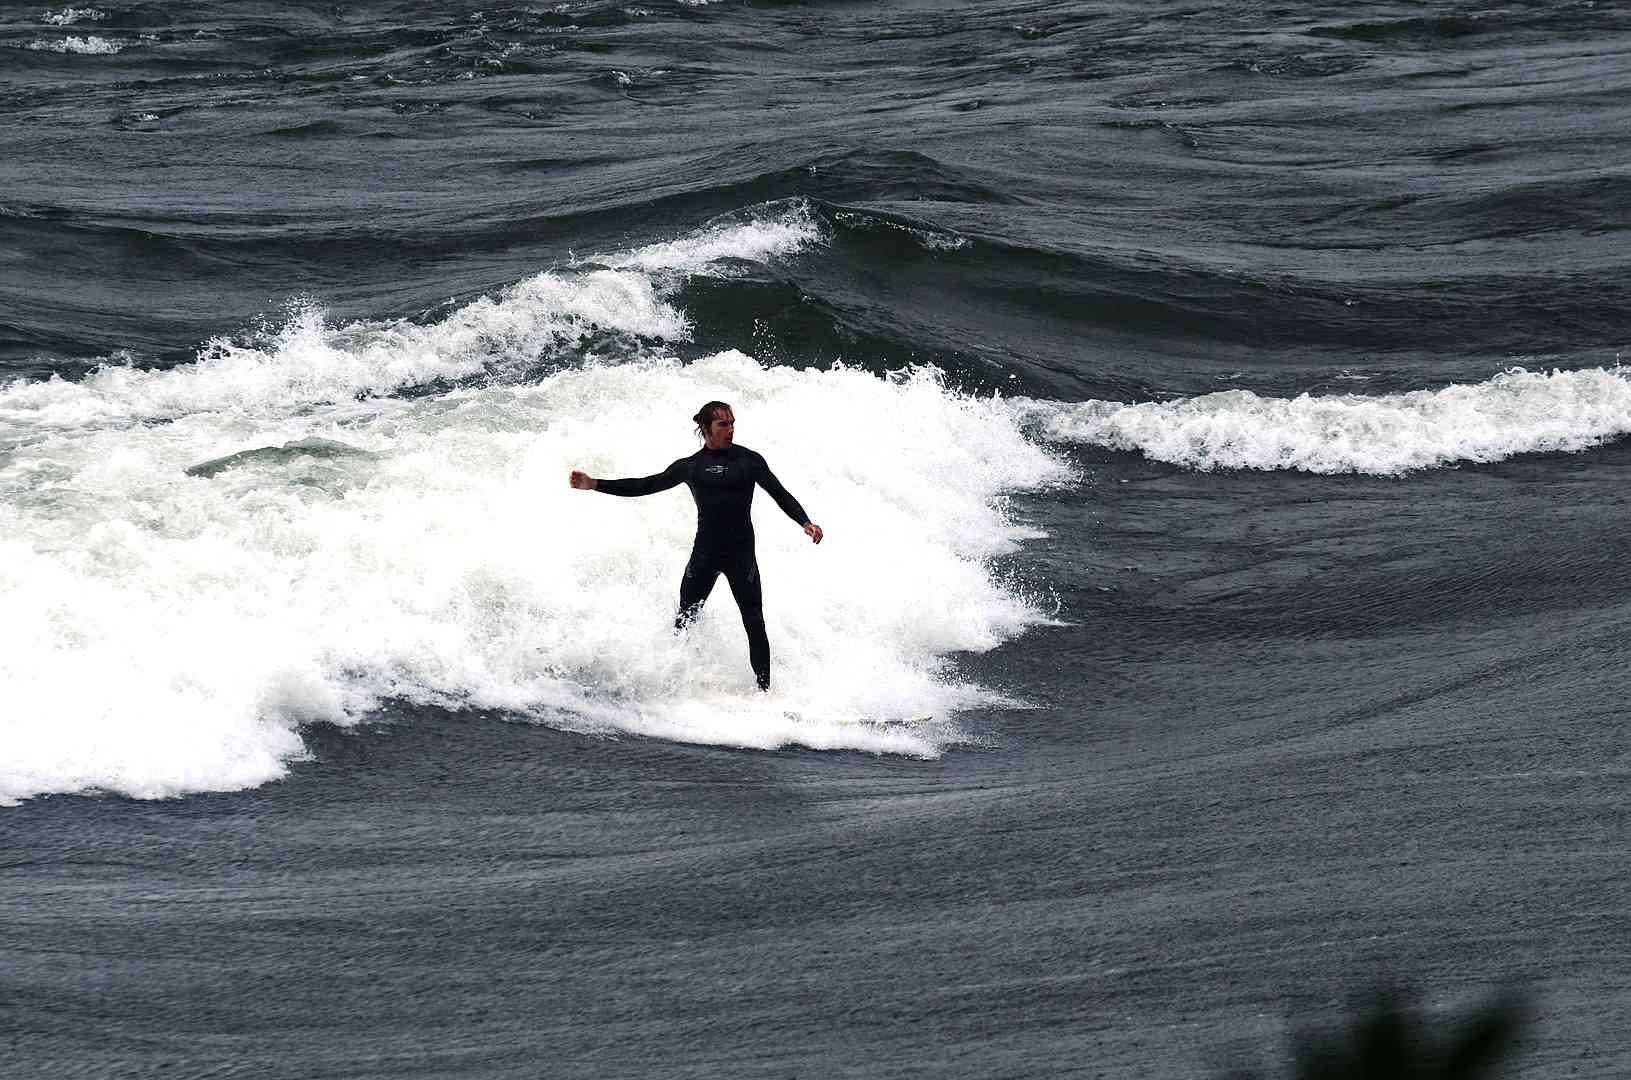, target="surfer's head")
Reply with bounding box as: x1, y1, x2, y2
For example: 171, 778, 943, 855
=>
694, 401, 734, 450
